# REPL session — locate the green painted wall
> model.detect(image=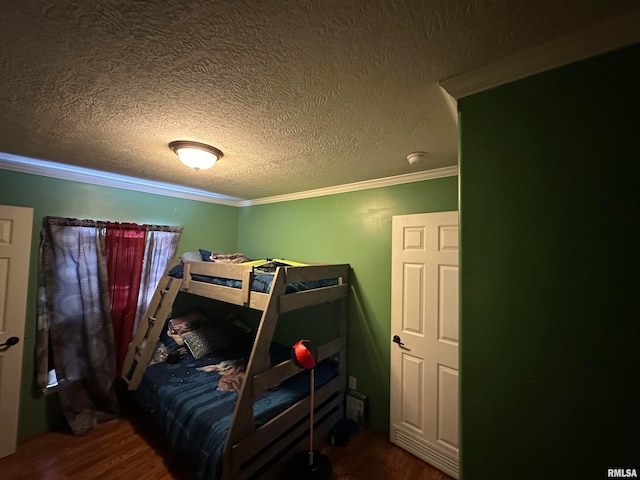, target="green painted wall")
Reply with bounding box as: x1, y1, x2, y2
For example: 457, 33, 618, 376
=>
0, 169, 239, 441
238, 177, 458, 431
459, 44, 639, 478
